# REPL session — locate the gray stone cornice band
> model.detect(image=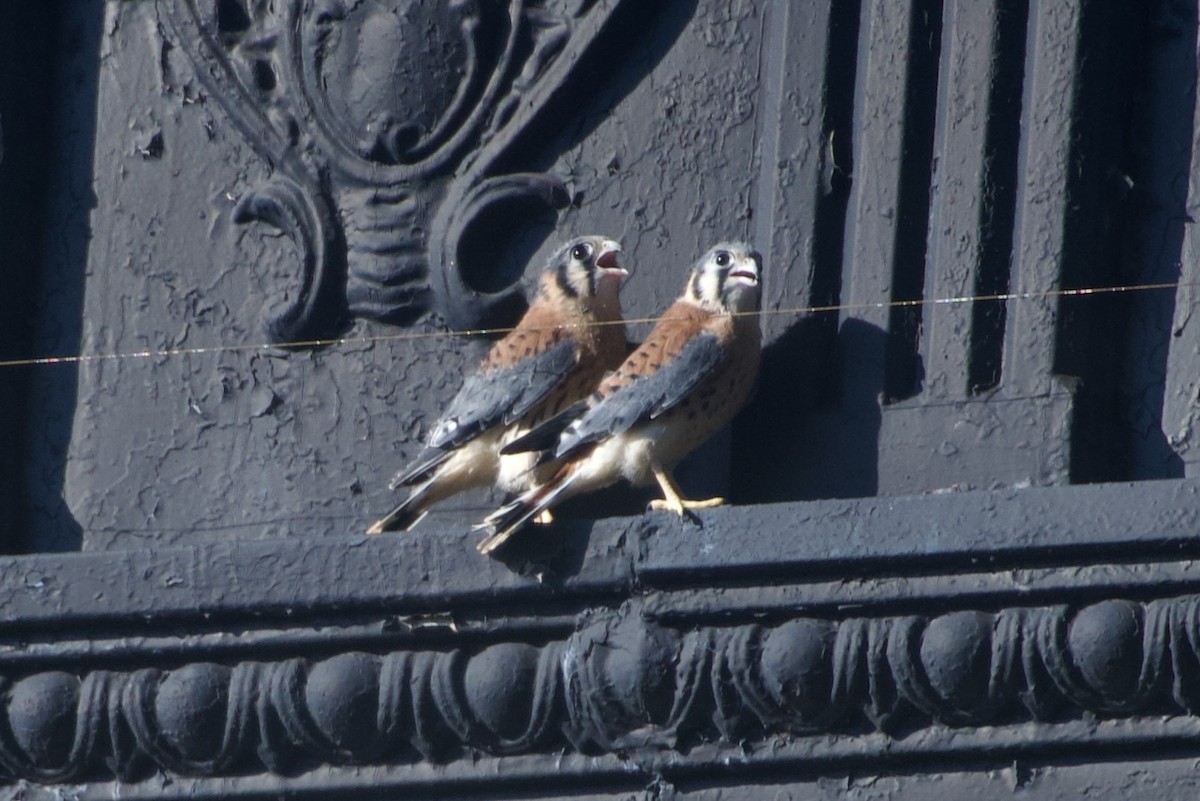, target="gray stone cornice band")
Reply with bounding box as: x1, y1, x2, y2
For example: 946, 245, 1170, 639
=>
2, 596, 1199, 785
1, 480, 1198, 795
